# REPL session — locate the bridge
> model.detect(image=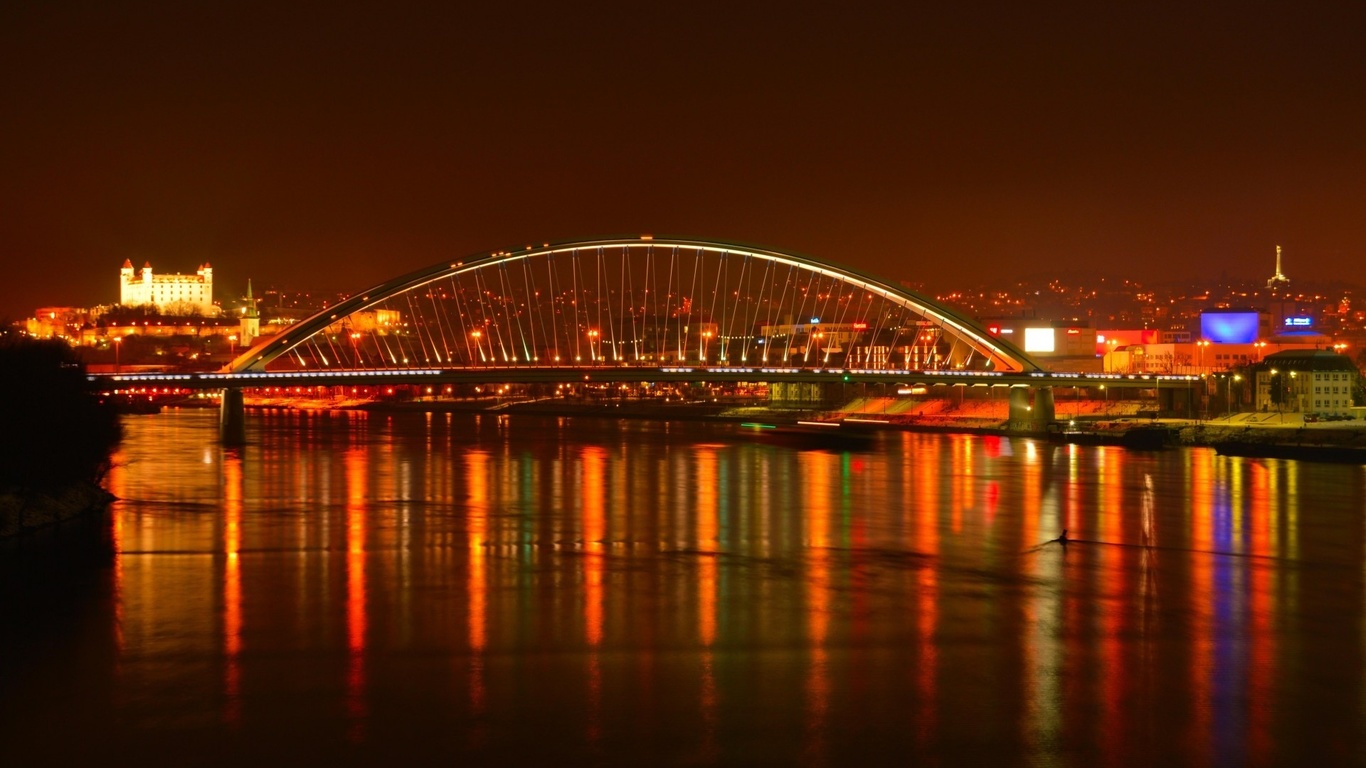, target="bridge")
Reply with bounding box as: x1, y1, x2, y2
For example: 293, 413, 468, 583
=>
96, 236, 1198, 441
